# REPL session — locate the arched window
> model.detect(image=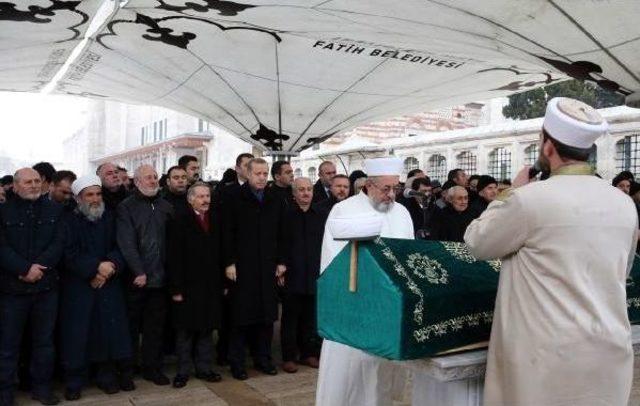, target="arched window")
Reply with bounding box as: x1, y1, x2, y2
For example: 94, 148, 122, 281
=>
456, 151, 477, 175
427, 154, 447, 182
403, 157, 419, 174
524, 144, 539, 166
294, 168, 302, 178
488, 147, 512, 181
616, 135, 640, 177
308, 167, 317, 183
